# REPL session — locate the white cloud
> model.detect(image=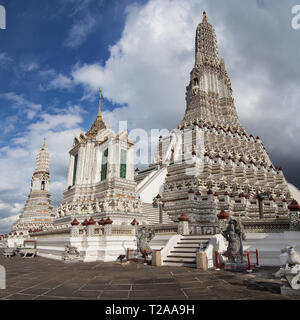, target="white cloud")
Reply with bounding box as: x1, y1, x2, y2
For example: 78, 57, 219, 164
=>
47, 74, 73, 90
72, 0, 205, 131
0, 92, 42, 120
20, 62, 39, 72
0, 52, 12, 66
0, 215, 20, 234
0, 104, 84, 232
65, 14, 97, 48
